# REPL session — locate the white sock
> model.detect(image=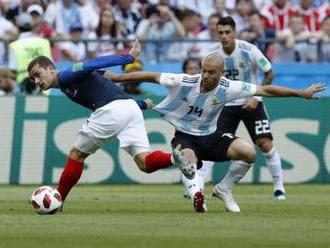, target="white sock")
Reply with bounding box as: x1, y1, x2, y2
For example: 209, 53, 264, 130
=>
263, 147, 285, 193
216, 160, 252, 193
197, 160, 215, 191
182, 172, 202, 198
